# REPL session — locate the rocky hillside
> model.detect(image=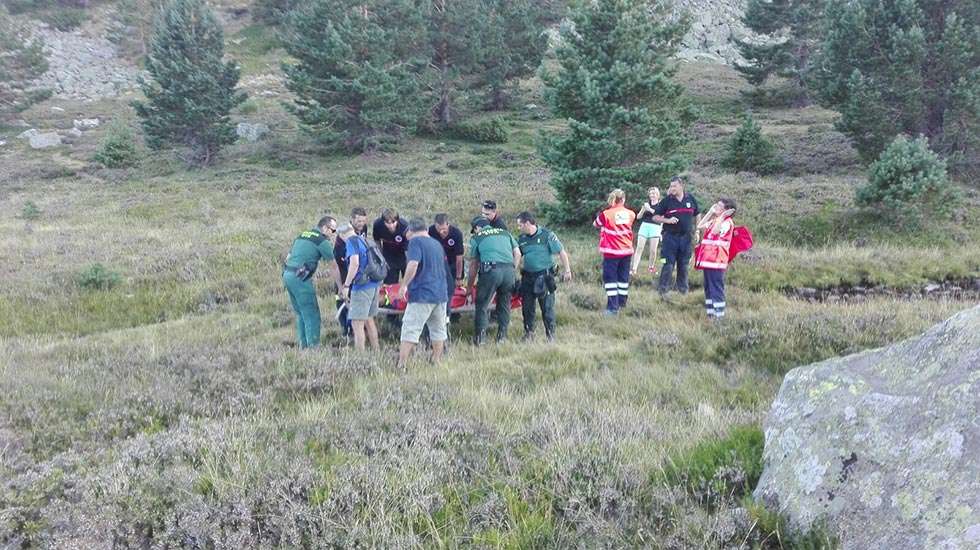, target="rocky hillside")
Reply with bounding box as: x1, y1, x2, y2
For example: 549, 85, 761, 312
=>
675, 0, 749, 64
23, 0, 749, 103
